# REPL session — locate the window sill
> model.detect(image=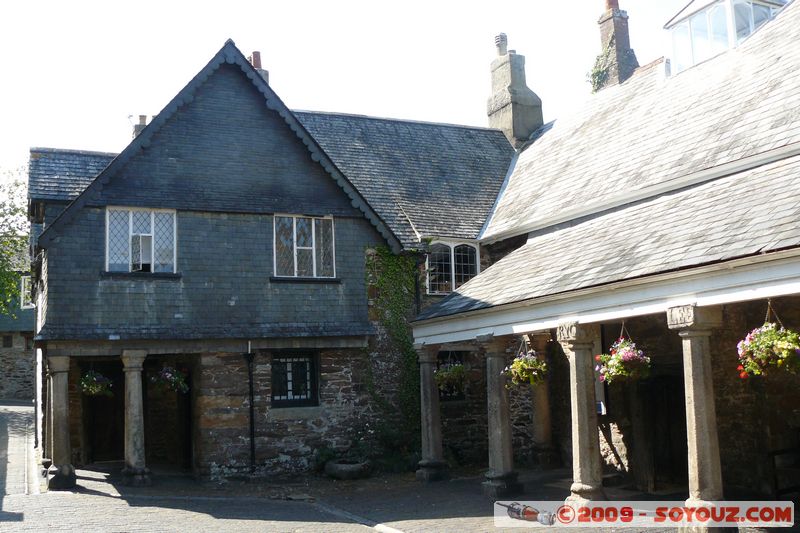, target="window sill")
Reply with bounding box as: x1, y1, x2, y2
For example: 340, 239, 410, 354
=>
100, 271, 182, 280
269, 276, 341, 284
266, 405, 323, 420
